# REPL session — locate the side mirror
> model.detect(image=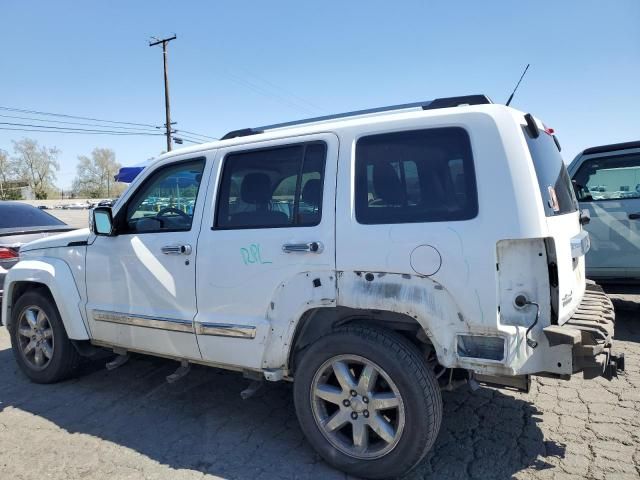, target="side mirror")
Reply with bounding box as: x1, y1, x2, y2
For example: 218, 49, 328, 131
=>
92, 207, 115, 236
